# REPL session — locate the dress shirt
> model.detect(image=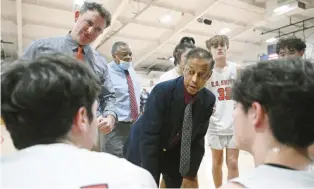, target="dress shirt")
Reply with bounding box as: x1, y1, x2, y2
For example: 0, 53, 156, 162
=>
107, 61, 141, 122
18, 35, 117, 119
